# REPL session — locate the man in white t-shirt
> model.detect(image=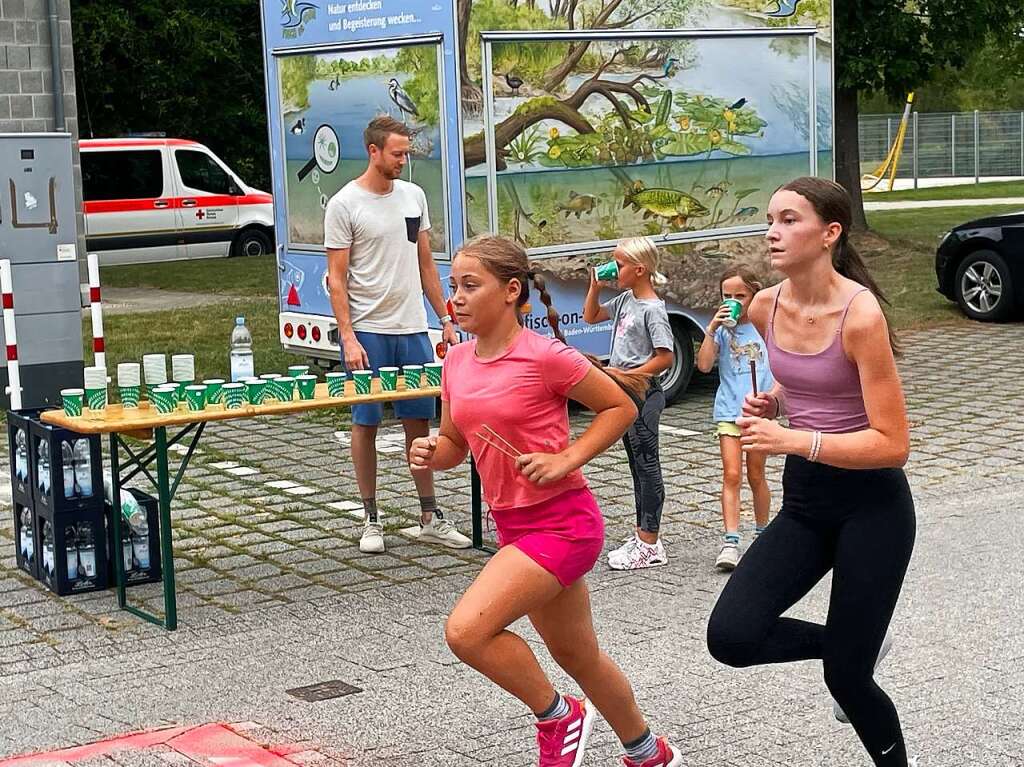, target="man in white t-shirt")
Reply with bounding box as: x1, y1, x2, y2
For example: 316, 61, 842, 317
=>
324, 116, 468, 553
